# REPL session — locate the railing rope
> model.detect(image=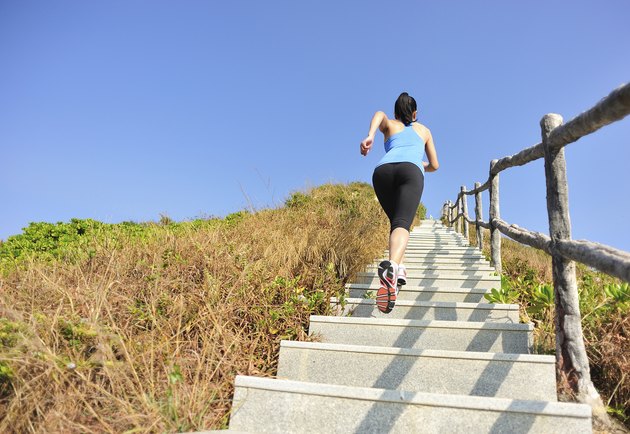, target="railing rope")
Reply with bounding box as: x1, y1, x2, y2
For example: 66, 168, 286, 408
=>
547, 83, 630, 152
491, 218, 630, 282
